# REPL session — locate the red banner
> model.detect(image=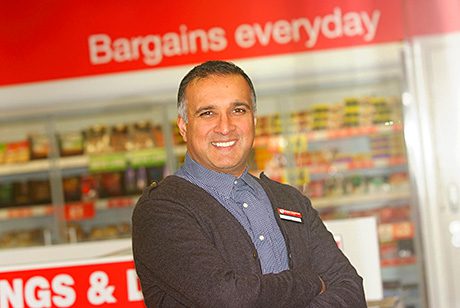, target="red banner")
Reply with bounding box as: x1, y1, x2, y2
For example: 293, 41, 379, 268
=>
0, 0, 404, 86
0, 257, 144, 308
1, 0, 459, 87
